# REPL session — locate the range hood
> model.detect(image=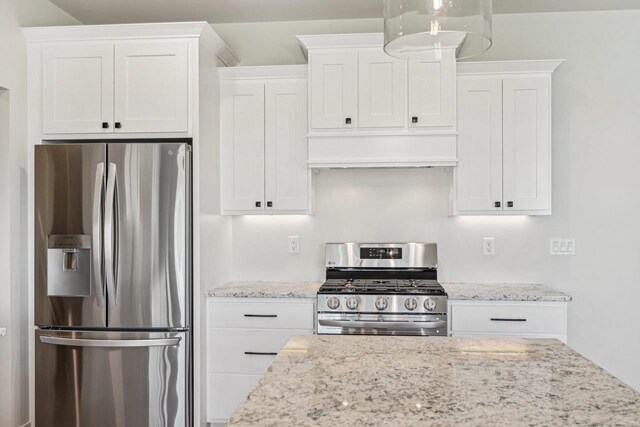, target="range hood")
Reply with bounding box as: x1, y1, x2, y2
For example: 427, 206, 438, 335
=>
307, 133, 457, 169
